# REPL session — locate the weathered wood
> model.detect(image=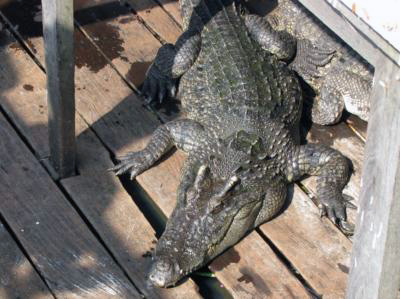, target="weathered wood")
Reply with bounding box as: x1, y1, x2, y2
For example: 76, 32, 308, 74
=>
0, 30, 113, 175
340, 0, 400, 51
0, 222, 55, 299
209, 231, 310, 298
347, 60, 400, 299
0, 113, 141, 298
154, 0, 182, 27
73, 0, 180, 123
260, 185, 352, 298
41, 0, 76, 177
297, 0, 400, 67
346, 115, 367, 142
123, 0, 181, 43
74, 0, 160, 89
61, 173, 201, 299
